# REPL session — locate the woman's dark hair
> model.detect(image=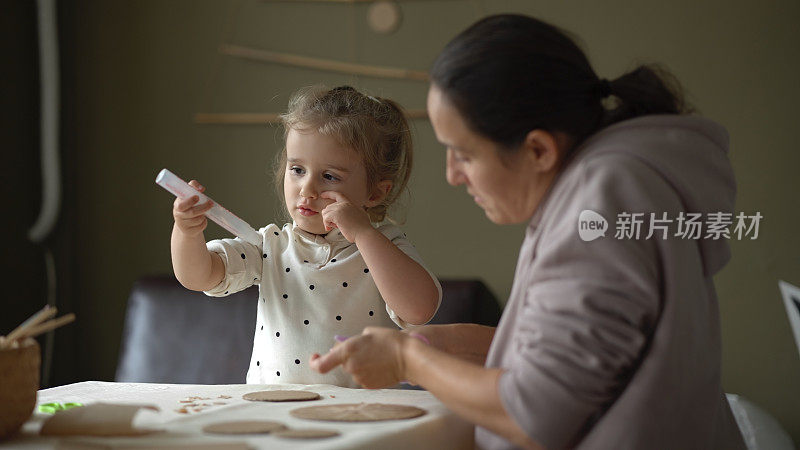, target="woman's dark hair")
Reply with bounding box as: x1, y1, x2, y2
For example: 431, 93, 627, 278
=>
430, 14, 690, 153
